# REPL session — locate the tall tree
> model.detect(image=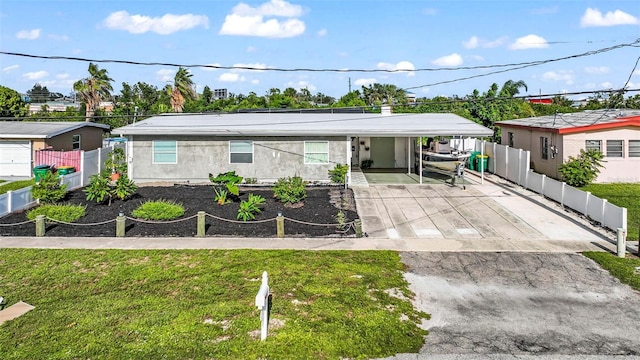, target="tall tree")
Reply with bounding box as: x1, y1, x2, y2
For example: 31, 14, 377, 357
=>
73, 63, 114, 121
0, 85, 28, 118
168, 67, 196, 112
